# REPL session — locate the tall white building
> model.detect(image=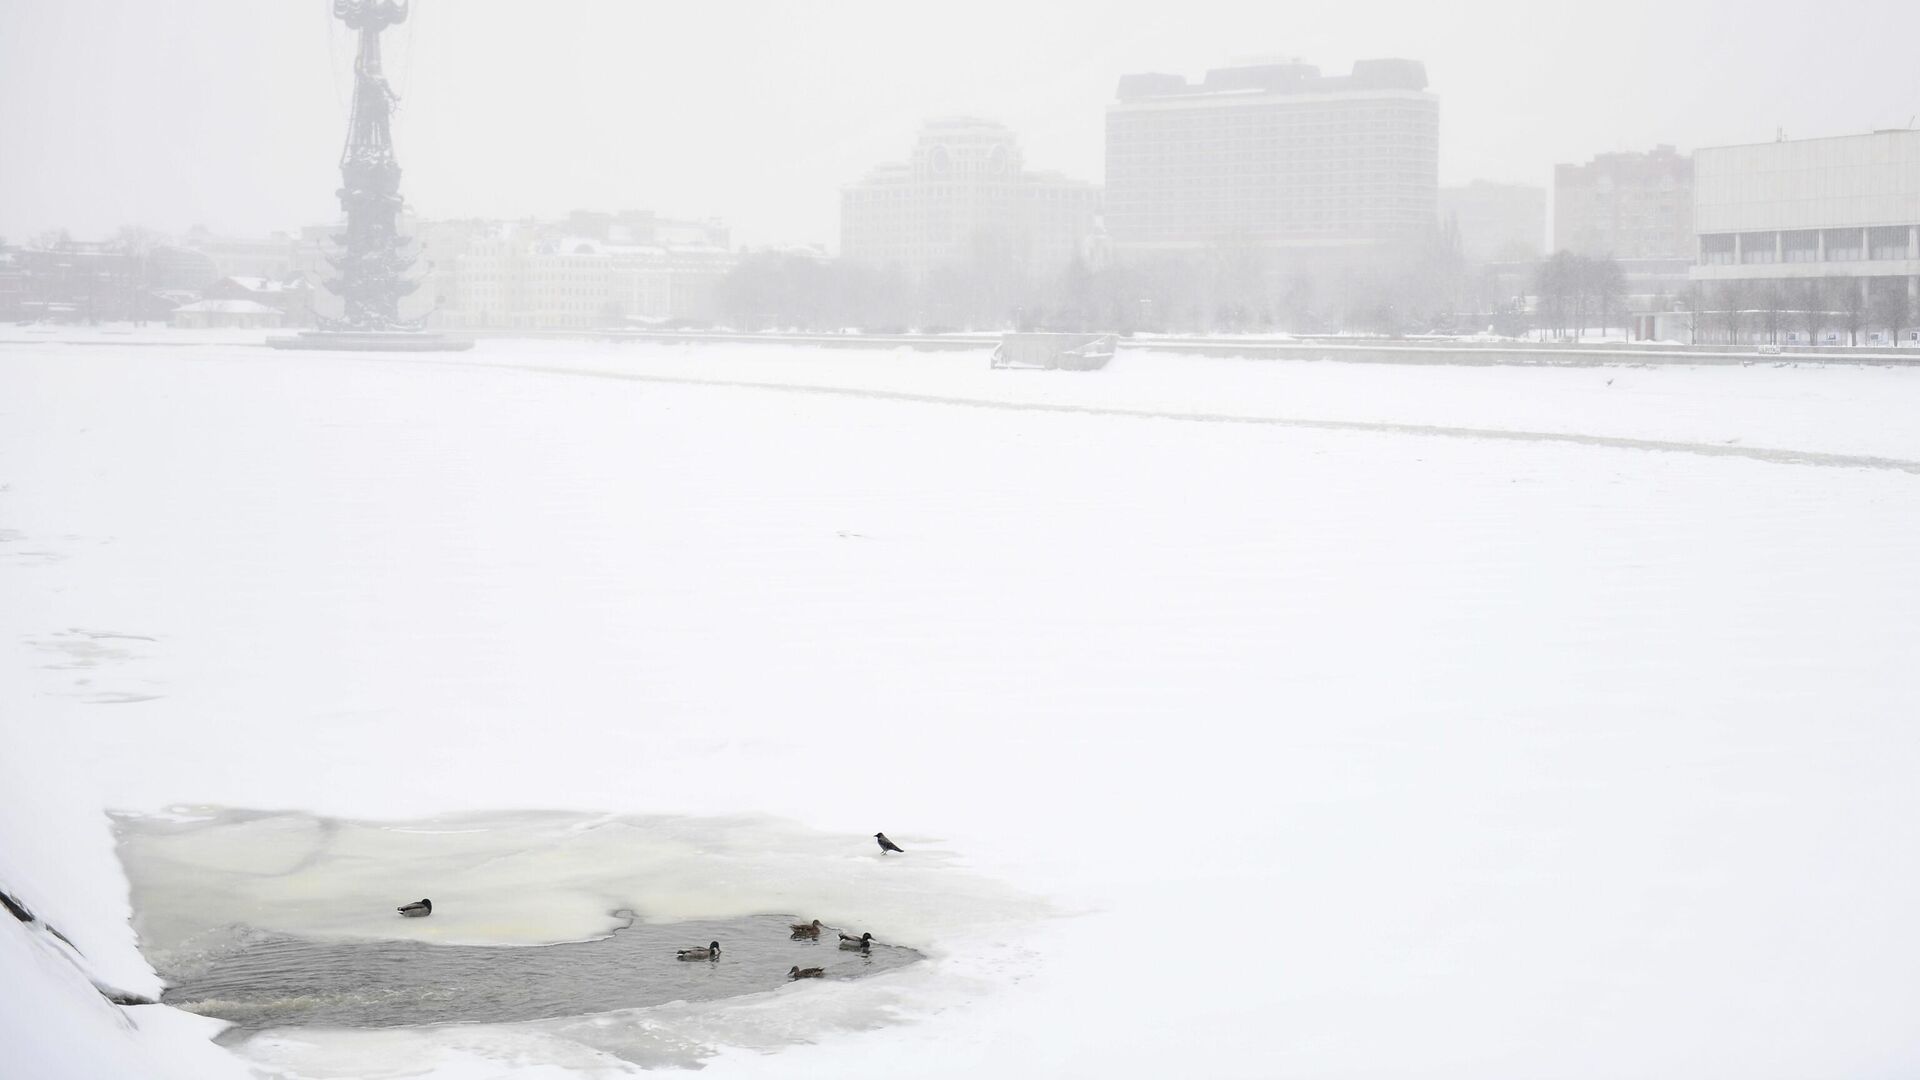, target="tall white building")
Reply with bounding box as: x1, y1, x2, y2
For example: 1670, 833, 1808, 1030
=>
1692, 130, 1920, 313
1104, 59, 1438, 255
840, 118, 1101, 280
1554, 145, 1694, 260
